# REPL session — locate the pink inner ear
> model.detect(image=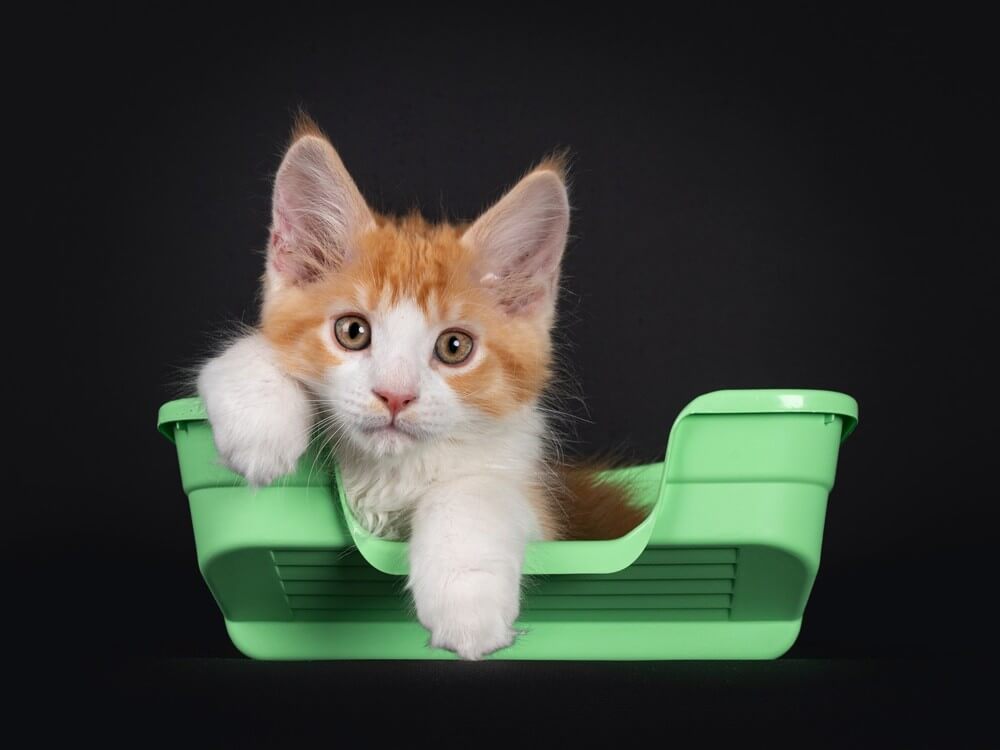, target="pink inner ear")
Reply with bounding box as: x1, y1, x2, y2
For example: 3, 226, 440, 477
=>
270, 200, 305, 278
499, 285, 547, 315
270, 231, 288, 273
